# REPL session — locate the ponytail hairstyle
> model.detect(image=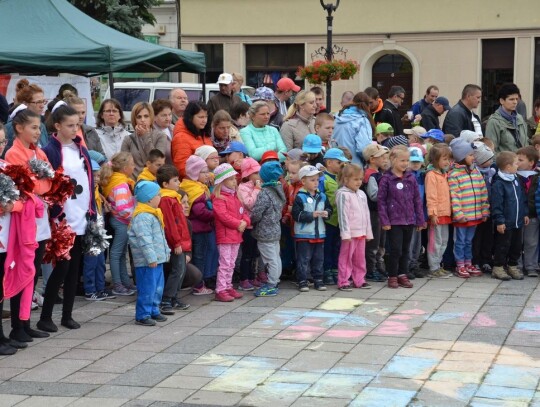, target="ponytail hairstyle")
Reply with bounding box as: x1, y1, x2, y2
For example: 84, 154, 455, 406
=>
99, 152, 133, 187
46, 104, 78, 133
337, 162, 363, 187
12, 108, 41, 136
338, 92, 375, 138
284, 90, 315, 121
